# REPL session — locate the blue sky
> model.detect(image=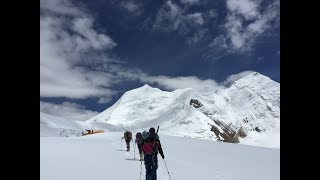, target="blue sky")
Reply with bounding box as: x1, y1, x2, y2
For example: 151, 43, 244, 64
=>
40, 0, 280, 120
